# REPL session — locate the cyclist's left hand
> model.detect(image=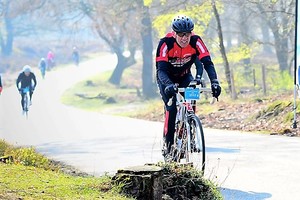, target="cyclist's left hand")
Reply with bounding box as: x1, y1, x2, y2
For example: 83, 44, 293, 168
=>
195, 75, 202, 85
211, 79, 221, 99
165, 84, 178, 98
